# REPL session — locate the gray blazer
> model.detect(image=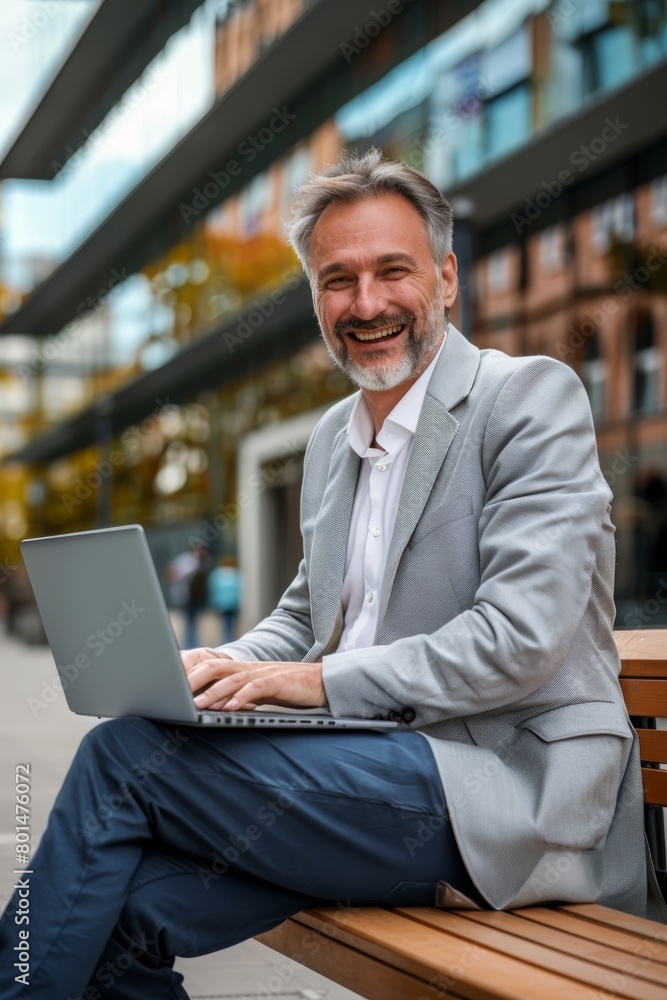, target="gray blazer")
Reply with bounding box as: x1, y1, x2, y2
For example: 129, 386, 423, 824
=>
222, 325, 649, 917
